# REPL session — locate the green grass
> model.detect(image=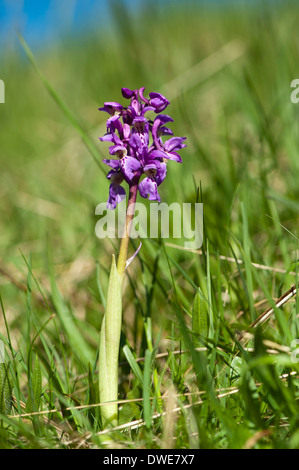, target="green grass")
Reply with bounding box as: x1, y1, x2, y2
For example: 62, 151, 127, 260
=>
0, 0, 299, 449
